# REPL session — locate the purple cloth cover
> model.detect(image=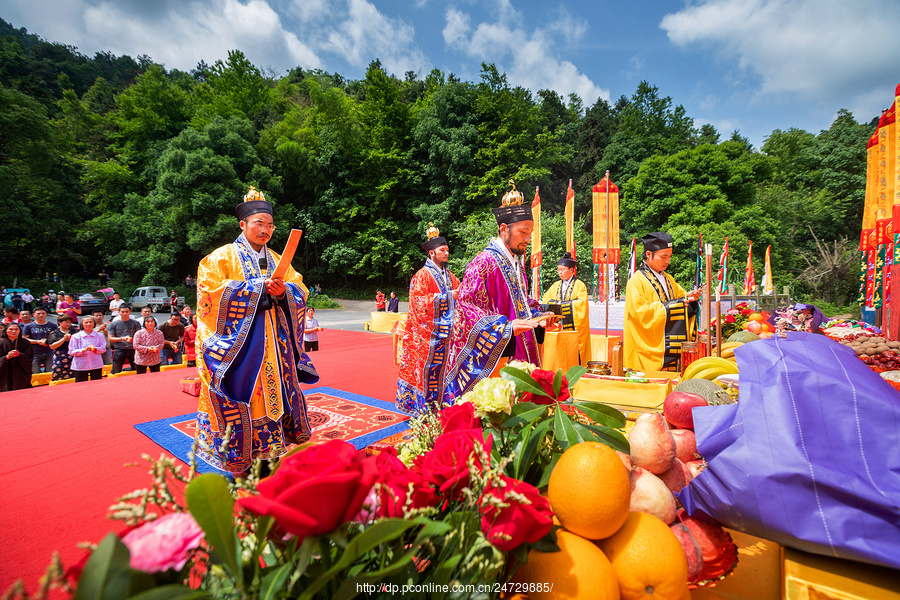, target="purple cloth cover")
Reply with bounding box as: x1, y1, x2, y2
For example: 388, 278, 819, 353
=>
678, 331, 900, 569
